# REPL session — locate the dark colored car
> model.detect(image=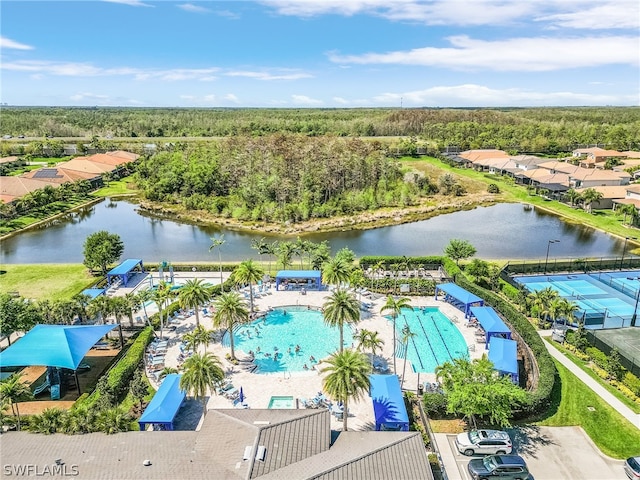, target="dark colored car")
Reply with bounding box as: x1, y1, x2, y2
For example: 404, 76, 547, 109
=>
625, 456, 640, 479
468, 454, 530, 480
